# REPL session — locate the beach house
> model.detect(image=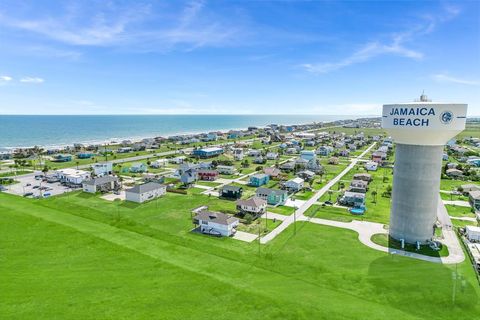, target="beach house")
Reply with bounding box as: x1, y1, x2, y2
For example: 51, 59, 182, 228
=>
91, 162, 113, 176
192, 147, 224, 158
284, 177, 304, 192
82, 176, 119, 193
197, 169, 219, 181
193, 210, 239, 237
255, 187, 288, 205
249, 173, 269, 187
125, 182, 166, 203
236, 197, 267, 216
219, 185, 243, 200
